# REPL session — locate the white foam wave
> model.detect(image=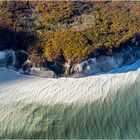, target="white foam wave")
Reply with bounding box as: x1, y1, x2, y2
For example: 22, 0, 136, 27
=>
0, 59, 140, 106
